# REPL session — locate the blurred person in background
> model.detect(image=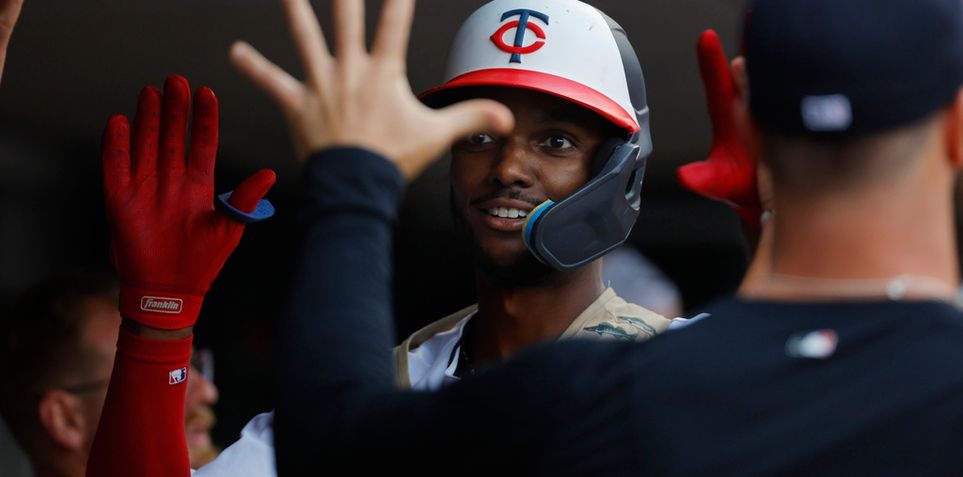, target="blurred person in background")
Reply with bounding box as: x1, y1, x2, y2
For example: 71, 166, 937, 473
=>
185, 347, 221, 468
0, 270, 223, 475
0, 271, 120, 477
